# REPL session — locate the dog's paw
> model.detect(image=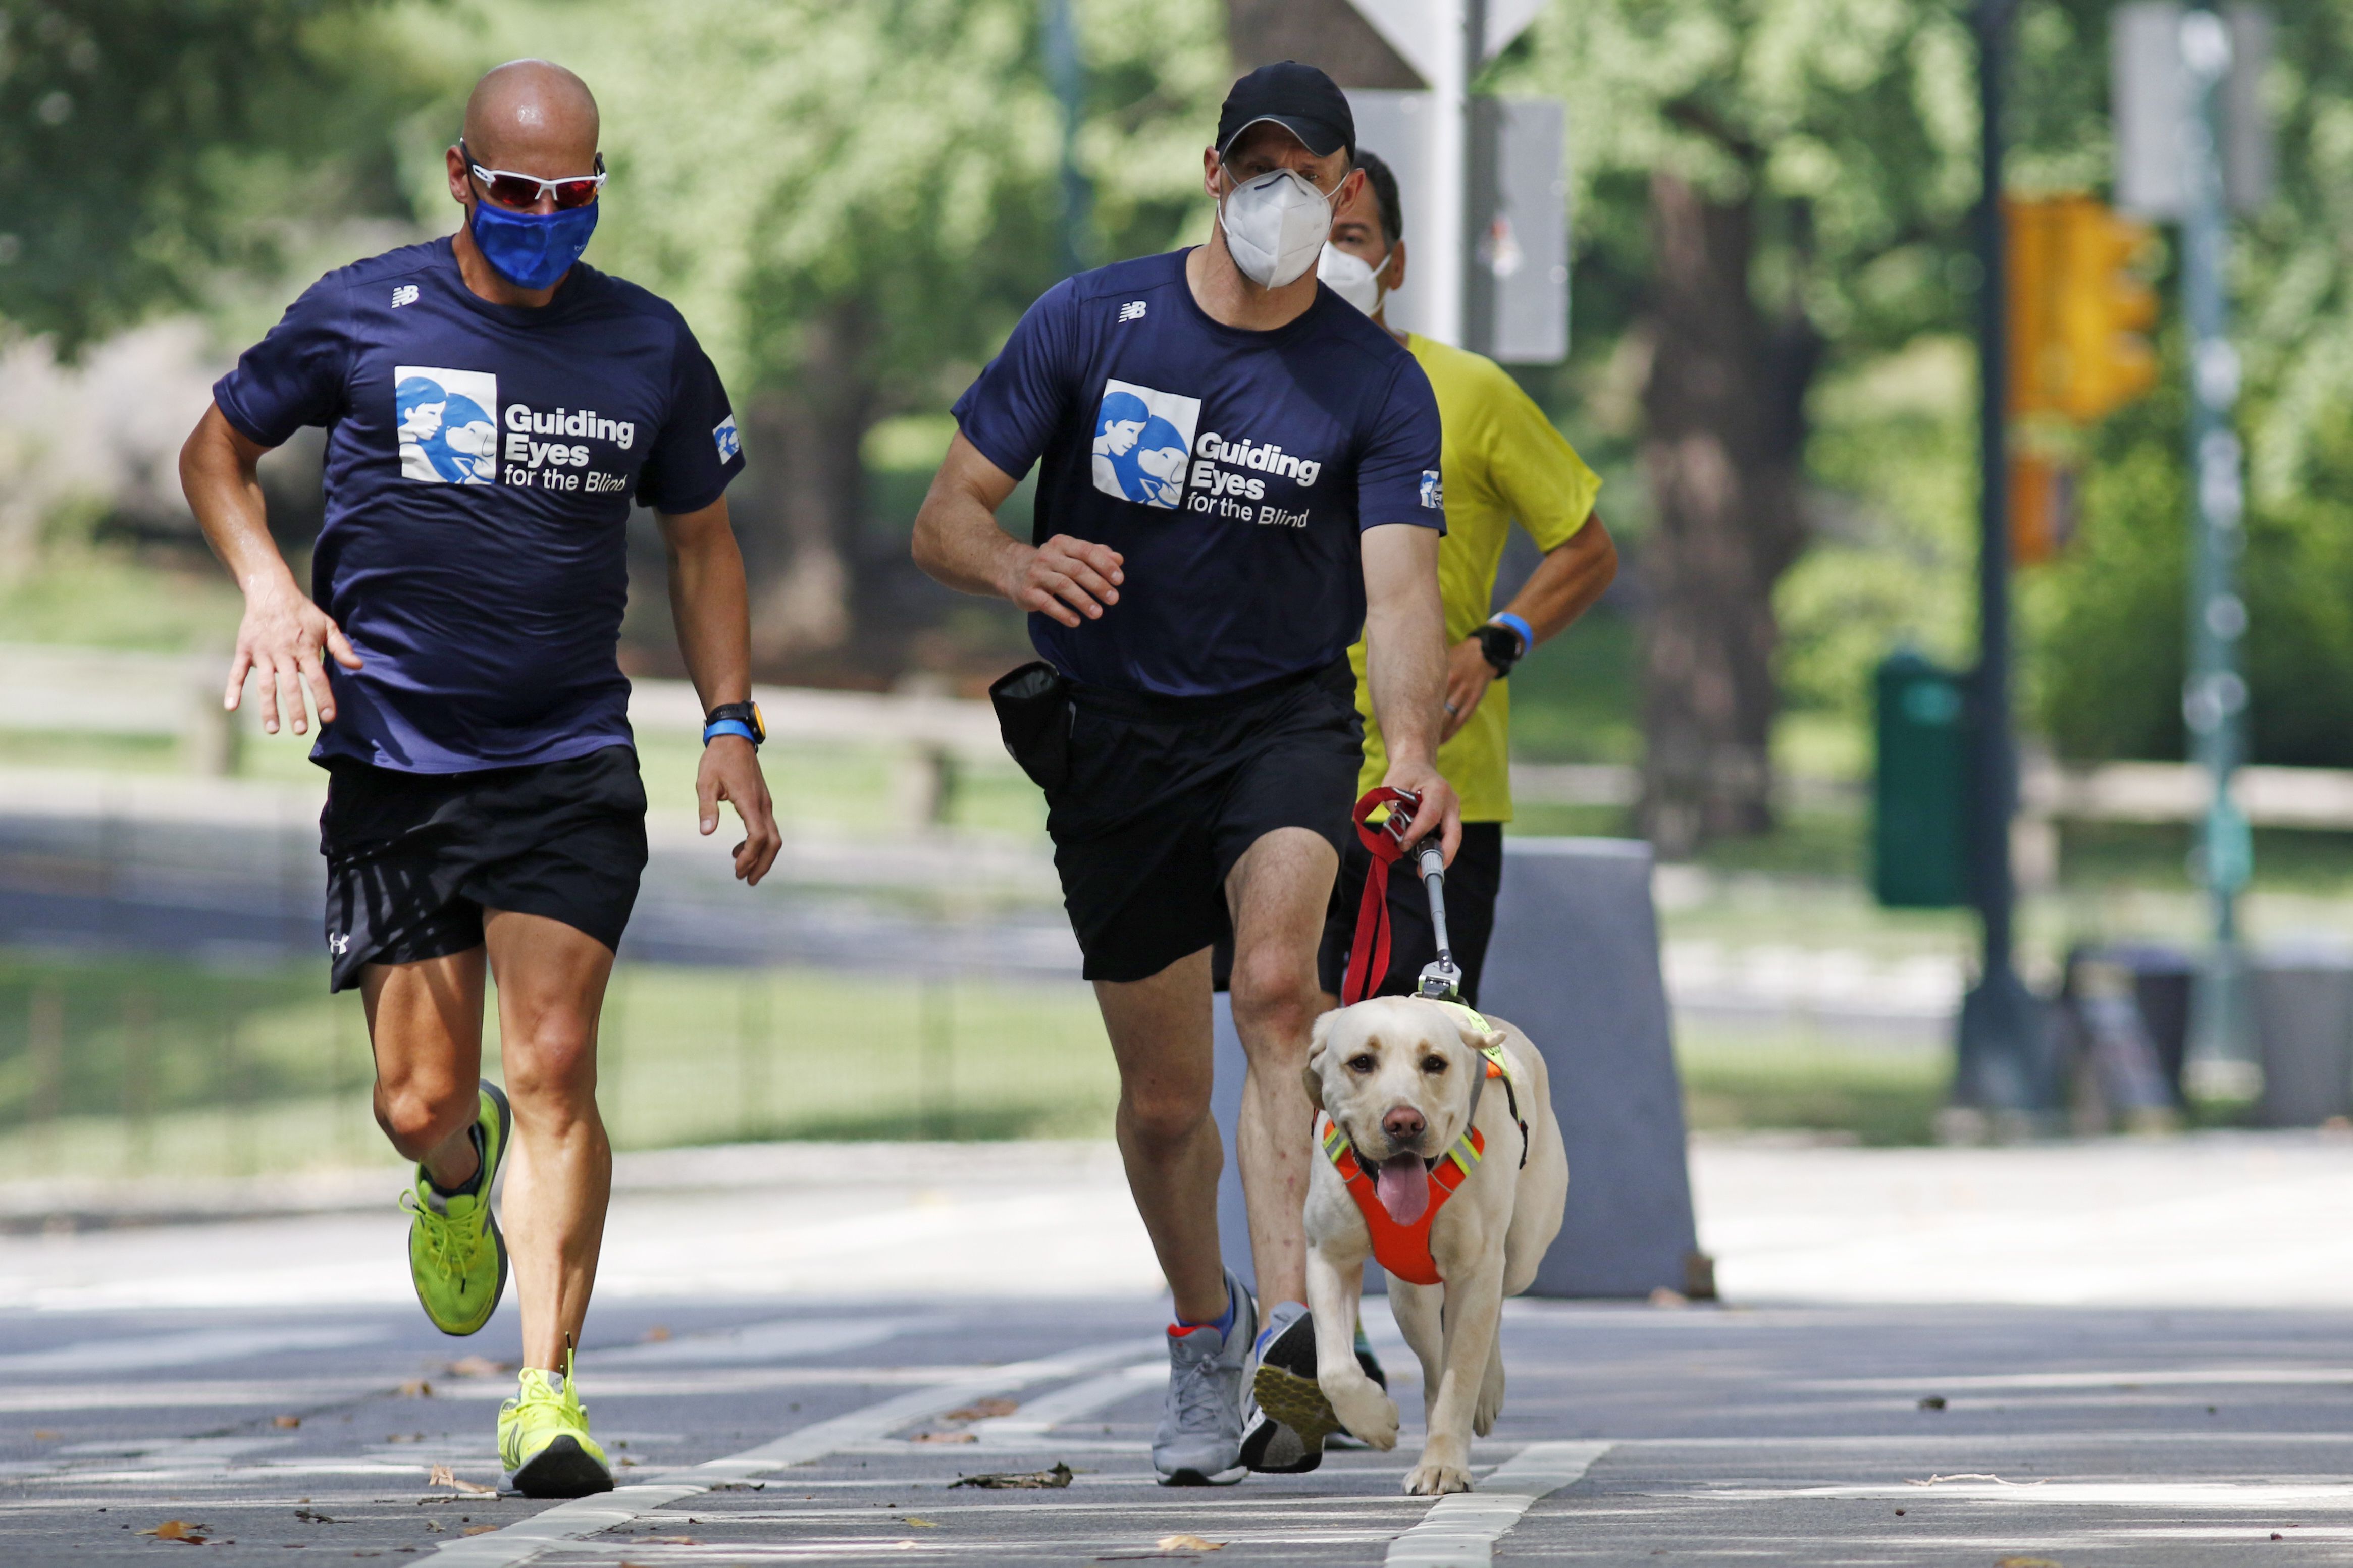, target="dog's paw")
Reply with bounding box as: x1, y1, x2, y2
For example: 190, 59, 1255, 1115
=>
1325, 1377, 1399, 1451
1474, 1364, 1505, 1436
1403, 1458, 1475, 1496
